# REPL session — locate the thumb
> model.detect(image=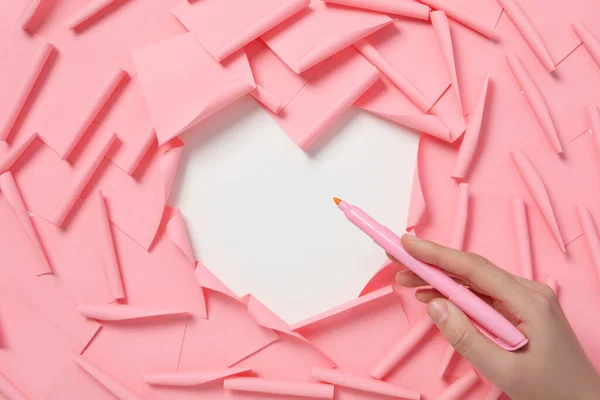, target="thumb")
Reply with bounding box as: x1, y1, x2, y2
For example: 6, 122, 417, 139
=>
428, 298, 511, 380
